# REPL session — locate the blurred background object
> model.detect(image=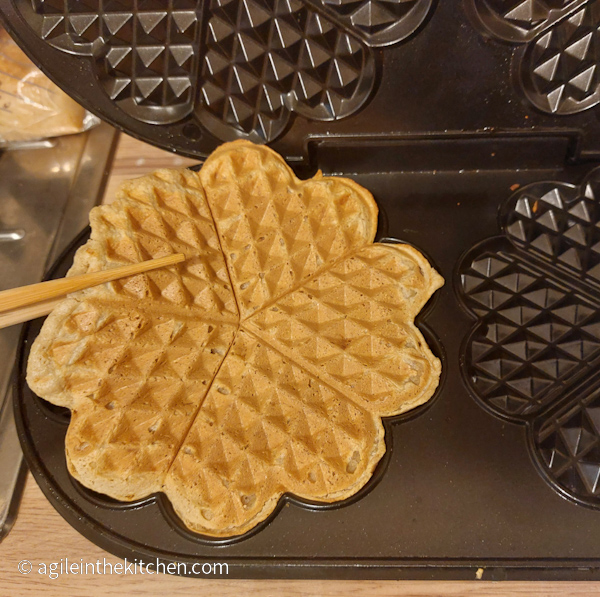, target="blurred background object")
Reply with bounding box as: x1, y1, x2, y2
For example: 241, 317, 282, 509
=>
0, 26, 117, 541
0, 27, 98, 147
